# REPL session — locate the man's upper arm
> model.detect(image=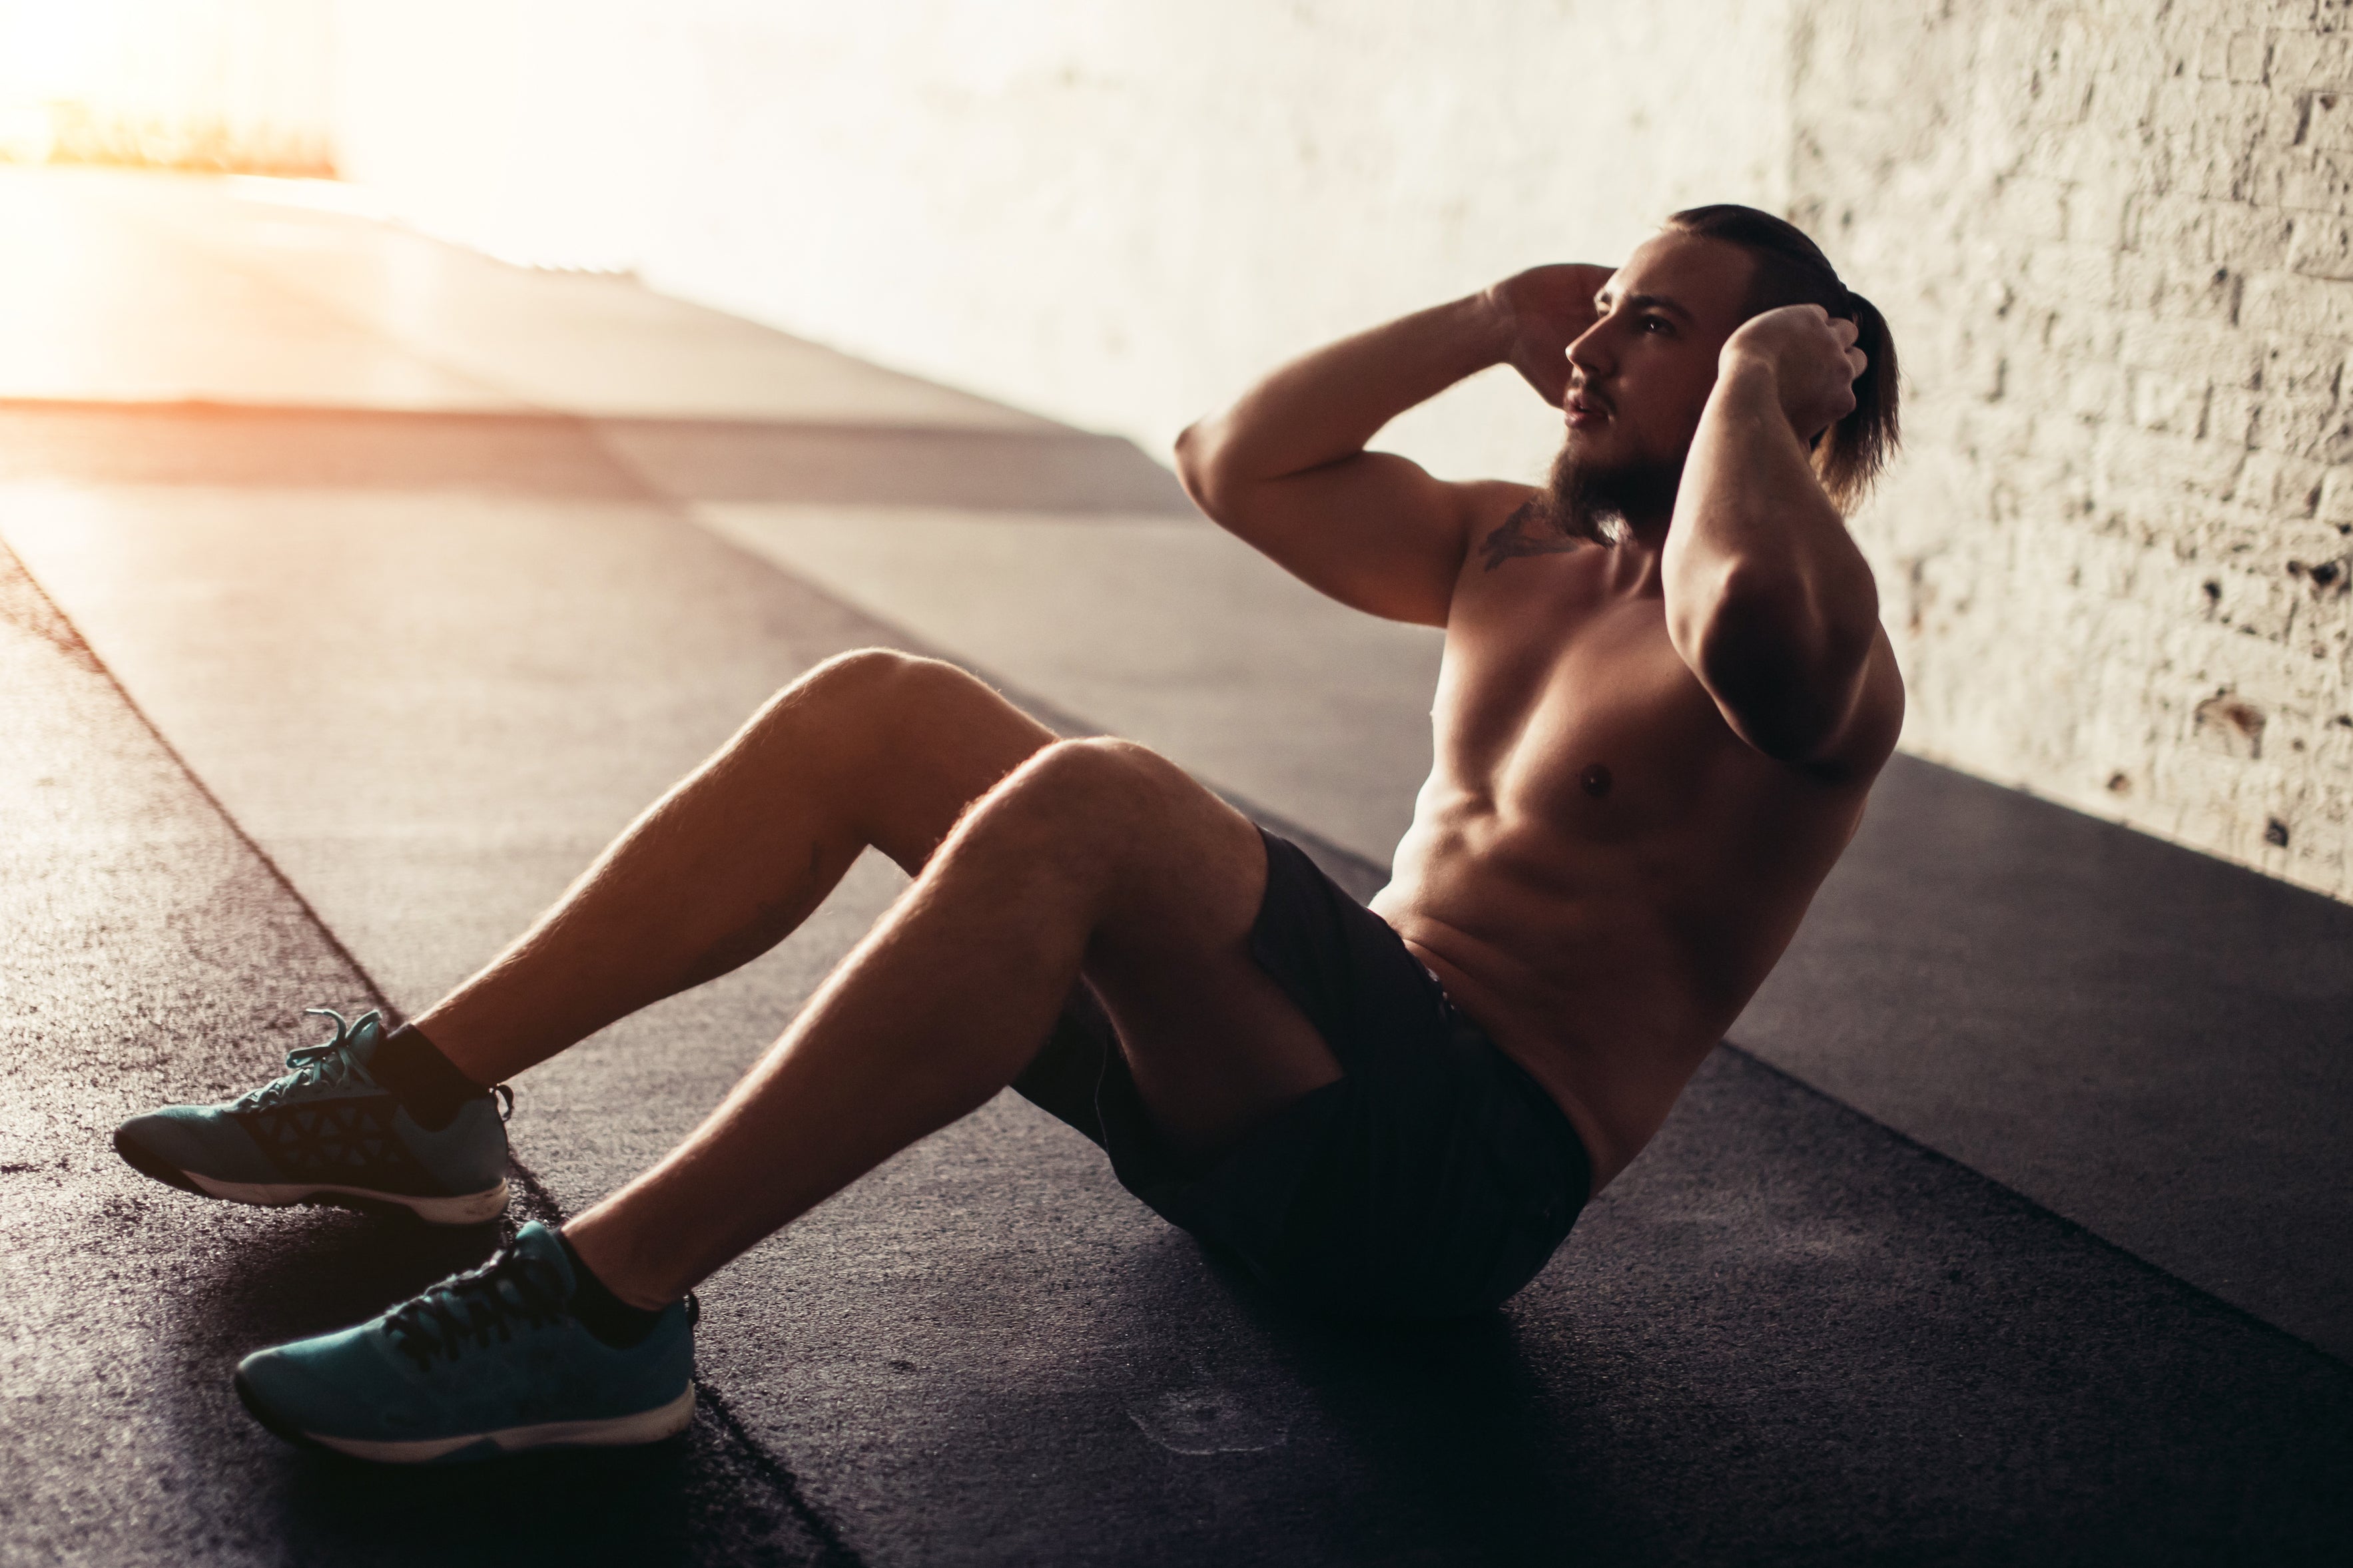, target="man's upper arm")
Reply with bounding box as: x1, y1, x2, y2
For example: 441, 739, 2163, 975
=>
1180, 447, 1489, 628
1798, 628, 1906, 784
